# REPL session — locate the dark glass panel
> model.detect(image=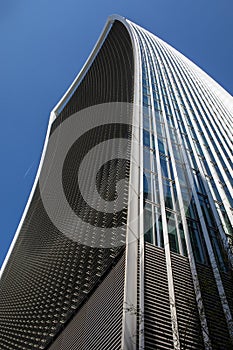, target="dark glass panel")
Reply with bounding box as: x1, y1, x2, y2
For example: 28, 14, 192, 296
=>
144, 203, 153, 244
143, 171, 152, 201
143, 130, 150, 148
188, 220, 206, 264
